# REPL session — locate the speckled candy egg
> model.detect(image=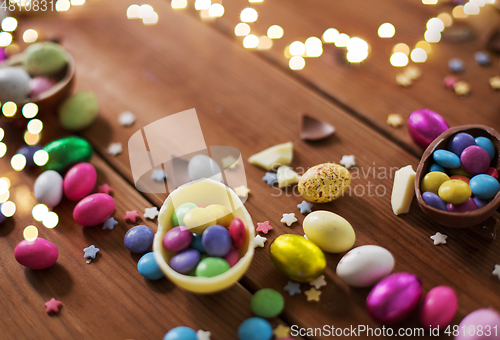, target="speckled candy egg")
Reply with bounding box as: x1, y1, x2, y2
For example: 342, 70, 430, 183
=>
419, 286, 457, 329
336, 245, 395, 287
73, 193, 115, 227
455, 309, 500, 340
58, 91, 99, 131
269, 234, 326, 282
34, 170, 64, 208
0, 66, 31, 102
23, 42, 68, 76
303, 210, 355, 253
14, 238, 58, 270
408, 109, 449, 149
298, 163, 351, 203
63, 162, 97, 201
30, 76, 56, 97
